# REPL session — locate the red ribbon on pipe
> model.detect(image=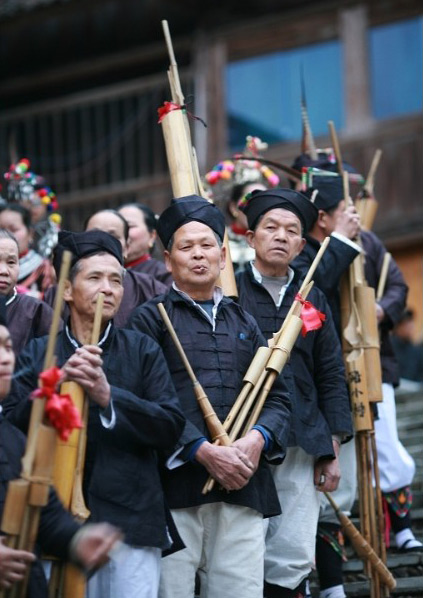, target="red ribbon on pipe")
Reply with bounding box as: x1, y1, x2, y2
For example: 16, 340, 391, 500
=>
31, 366, 83, 441
295, 293, 326, 337
157, 101, 183, 123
